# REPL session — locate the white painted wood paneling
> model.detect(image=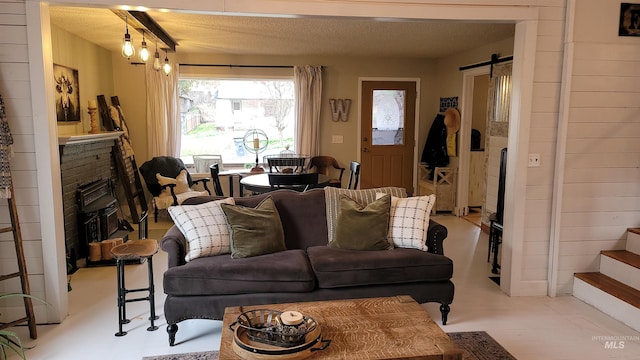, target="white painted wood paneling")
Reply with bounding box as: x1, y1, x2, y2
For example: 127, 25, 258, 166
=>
0, 0, 46, 324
